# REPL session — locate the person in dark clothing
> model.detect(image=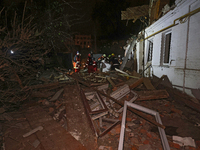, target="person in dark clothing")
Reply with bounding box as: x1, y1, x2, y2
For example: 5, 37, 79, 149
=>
86, 53, 94, 73
110, 53, 120, 70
